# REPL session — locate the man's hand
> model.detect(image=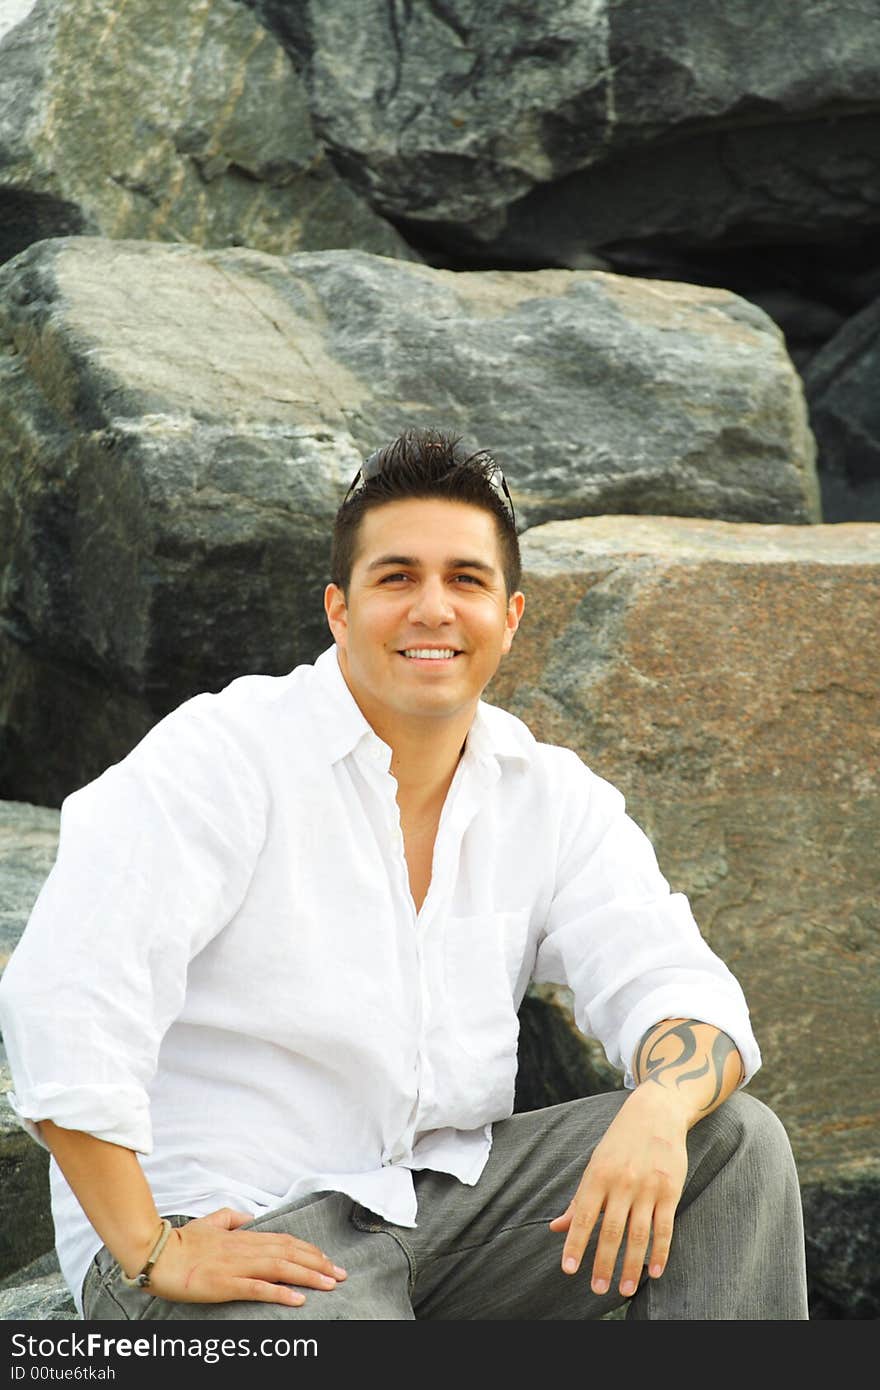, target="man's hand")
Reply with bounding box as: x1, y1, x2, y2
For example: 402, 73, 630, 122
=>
549, 1017, 745, 1298
548, 1083, 689, 1296
146, 1207, 348, 1307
